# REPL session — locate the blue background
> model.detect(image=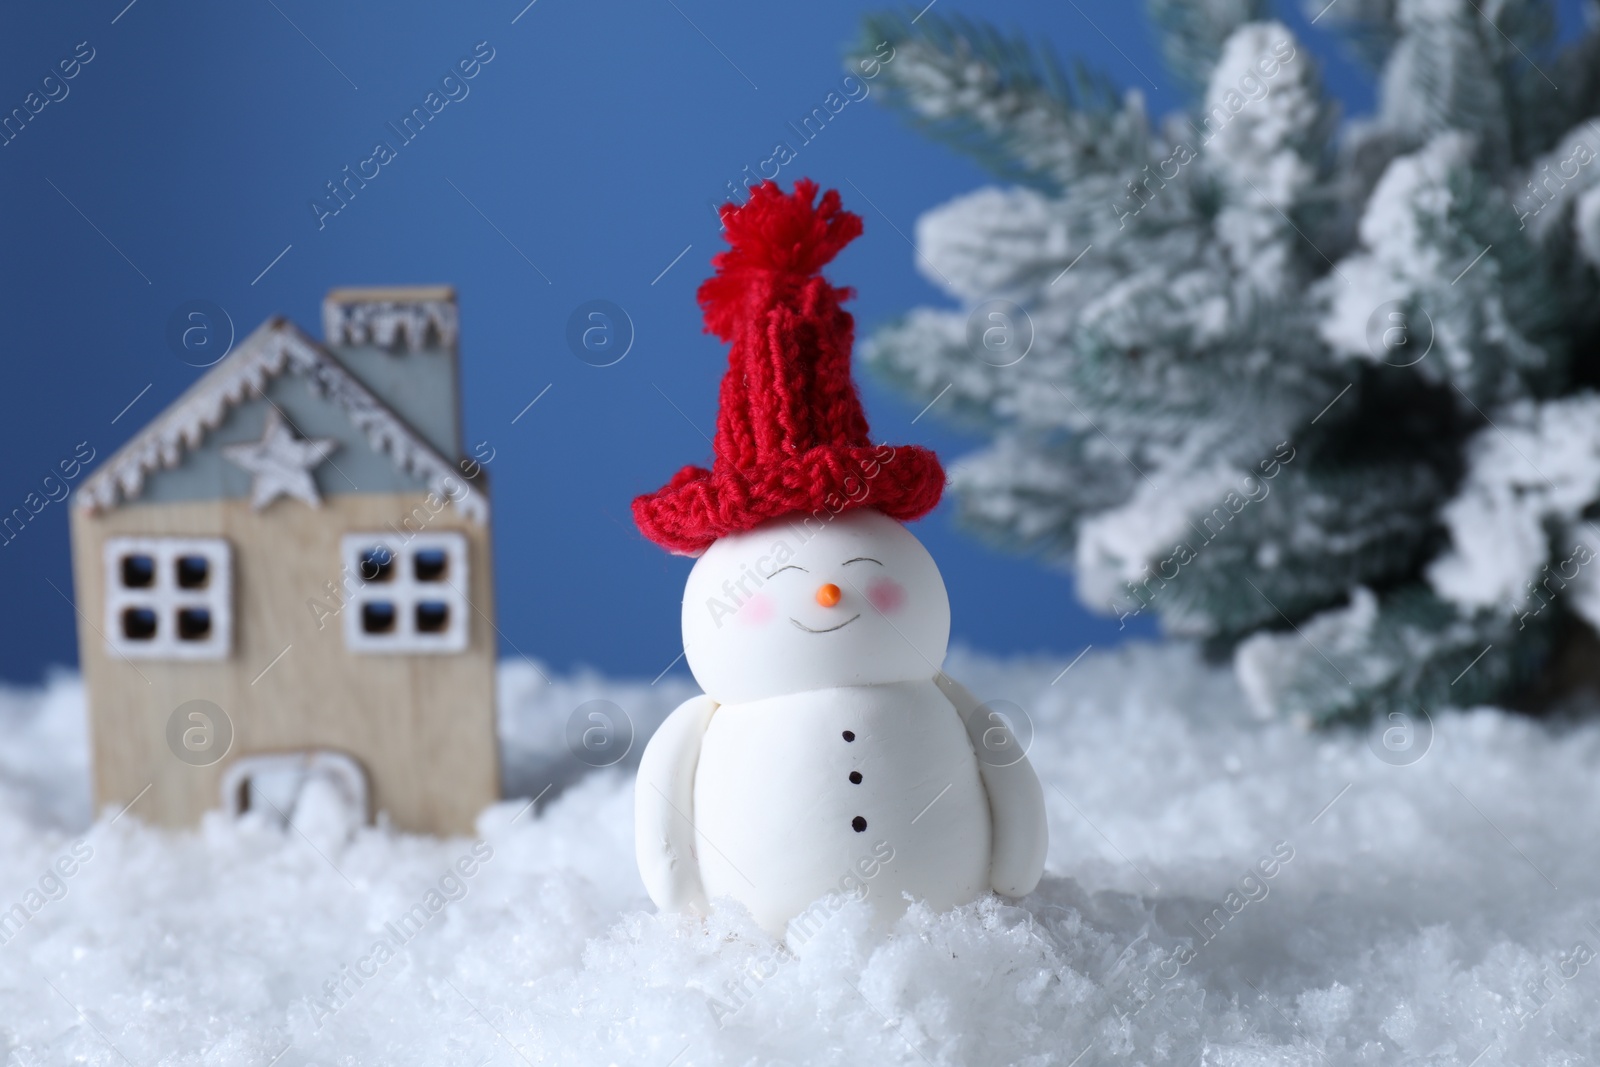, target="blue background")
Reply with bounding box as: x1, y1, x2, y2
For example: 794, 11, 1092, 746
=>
0, 0, 1580, 683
